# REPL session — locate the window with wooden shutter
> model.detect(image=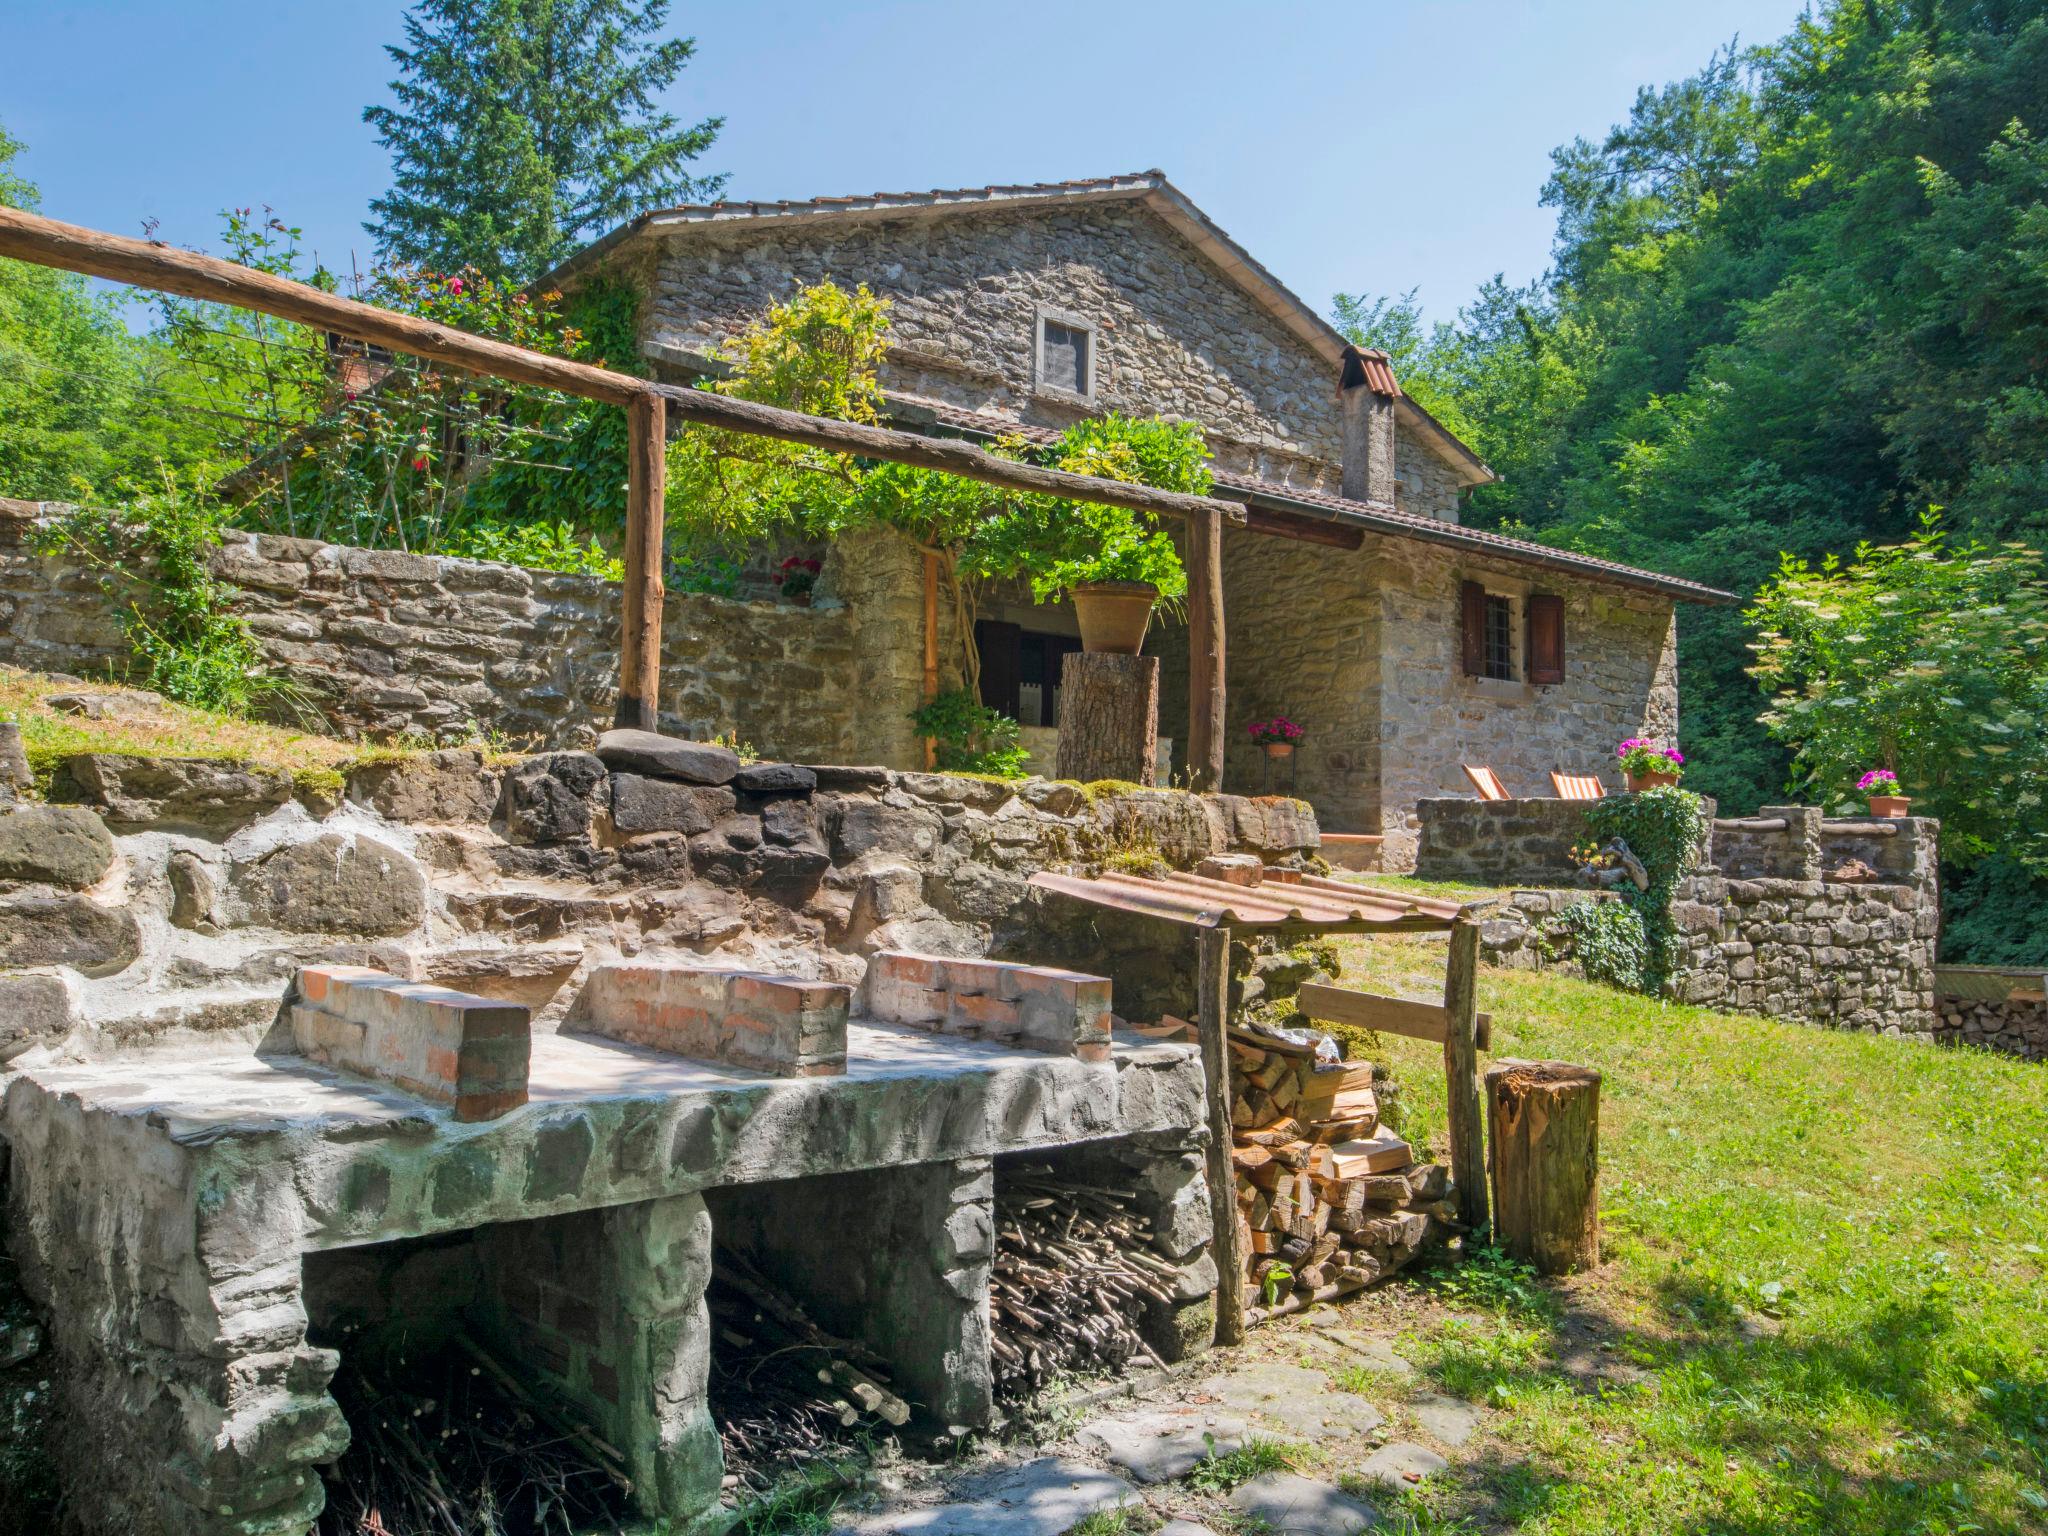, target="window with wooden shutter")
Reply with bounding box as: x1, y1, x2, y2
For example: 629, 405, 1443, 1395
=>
1460, 581, 1487, 676
1528, 593, 1565, 685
